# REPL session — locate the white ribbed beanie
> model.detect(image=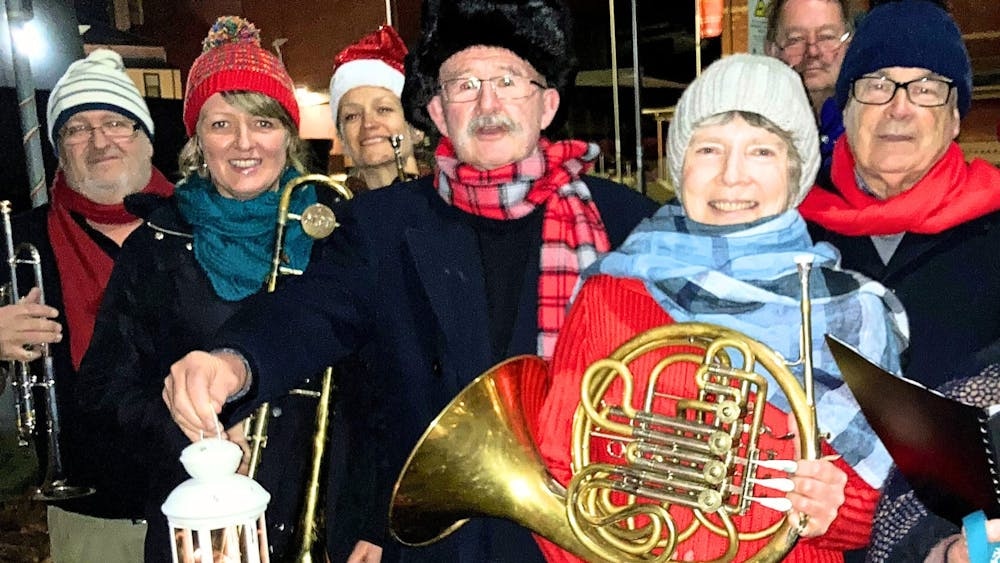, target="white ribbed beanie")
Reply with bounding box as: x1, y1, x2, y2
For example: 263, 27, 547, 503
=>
47, 49, 154, 154
667, 54, 819, 207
